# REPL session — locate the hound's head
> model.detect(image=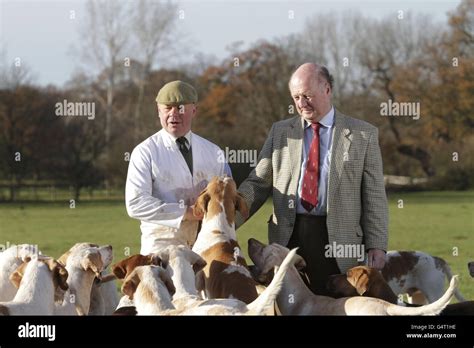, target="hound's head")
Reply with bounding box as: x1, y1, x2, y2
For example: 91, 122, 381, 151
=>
57, 242, 99, 266
326, 266, 381, 297
112, 254, 165, 280
156, 245, 206, 274
121, 265, 176, 301
247, 238, 305, 283
59, 243, 114, 279
193, 176, 249, 225
10, 256, 69, 300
